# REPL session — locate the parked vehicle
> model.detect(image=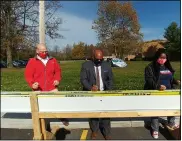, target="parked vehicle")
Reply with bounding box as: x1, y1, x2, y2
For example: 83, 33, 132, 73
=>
111, 58, 127, 68
18, 60, 28, 66
0, 61, 7, 68
22, 60, 28, 66
1, 60, 28, 68
12, 60, 28, 67
13, 60, 21, 67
